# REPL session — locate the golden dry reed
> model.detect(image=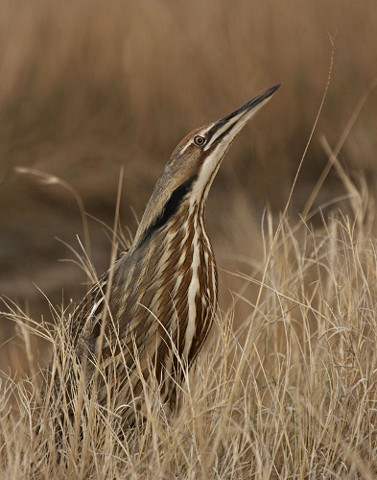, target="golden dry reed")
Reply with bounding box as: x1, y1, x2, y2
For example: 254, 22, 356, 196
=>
2, 162, 377, 477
